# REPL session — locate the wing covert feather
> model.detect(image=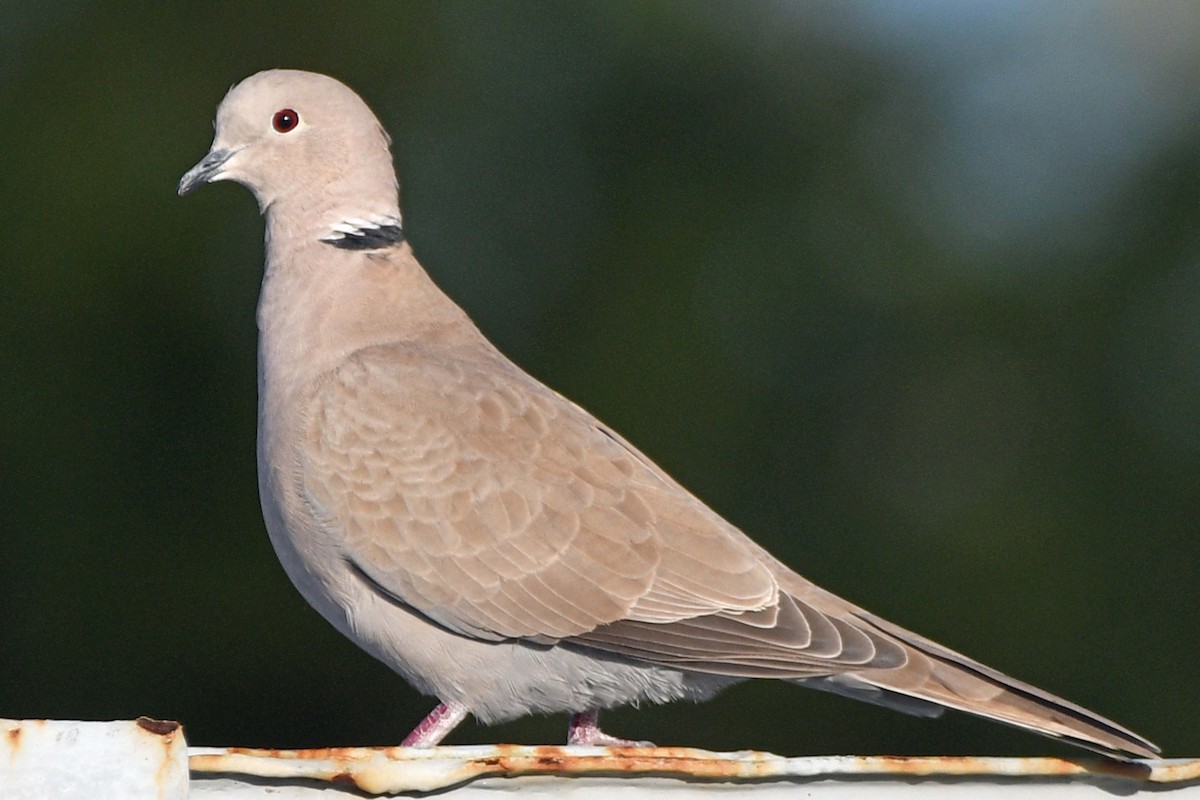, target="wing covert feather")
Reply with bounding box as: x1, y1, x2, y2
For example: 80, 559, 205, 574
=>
302, 344, 778, 642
